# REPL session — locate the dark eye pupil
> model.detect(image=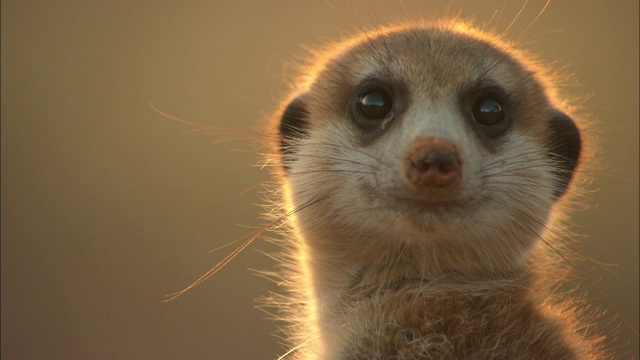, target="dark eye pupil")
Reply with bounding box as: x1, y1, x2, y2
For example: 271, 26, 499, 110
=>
473, 98, 504, 126
358, 91, 392, 119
